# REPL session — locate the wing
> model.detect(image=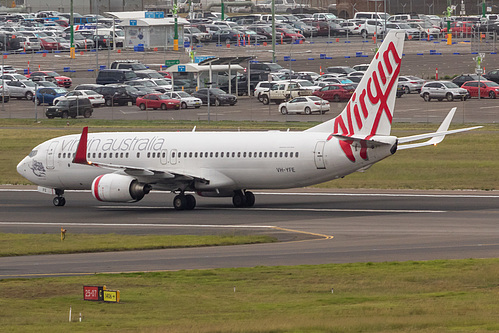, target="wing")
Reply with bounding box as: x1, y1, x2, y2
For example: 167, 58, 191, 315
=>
72, 127, 210, 189
397, 108, 482, 150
